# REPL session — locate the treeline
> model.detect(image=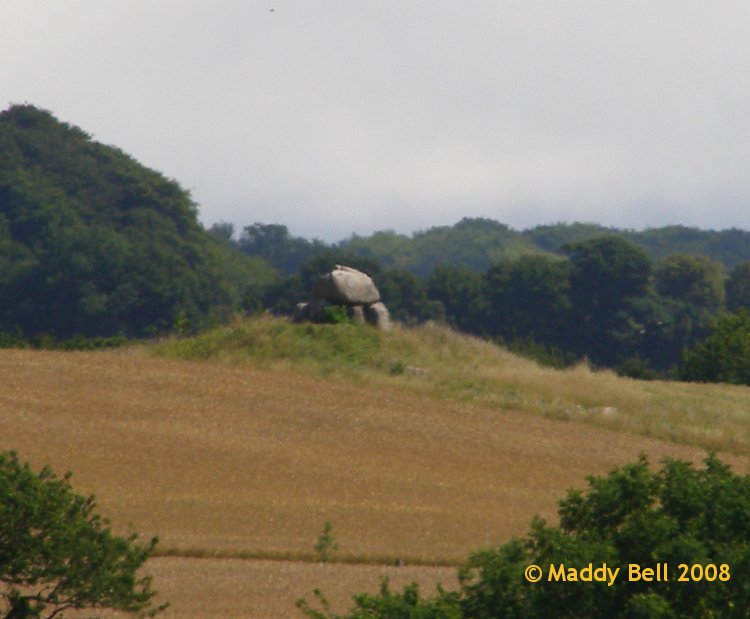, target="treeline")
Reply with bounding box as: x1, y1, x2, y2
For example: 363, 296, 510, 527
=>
230, 218, 750, 277
219, 222, 750, 378
4, 104, 750, 383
